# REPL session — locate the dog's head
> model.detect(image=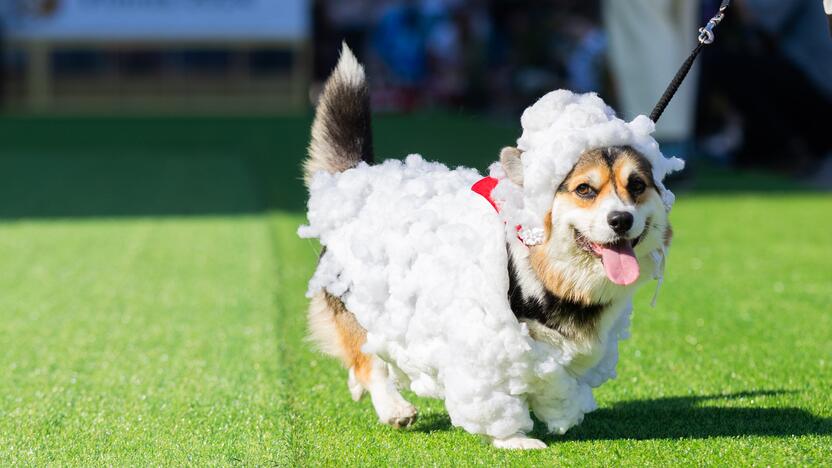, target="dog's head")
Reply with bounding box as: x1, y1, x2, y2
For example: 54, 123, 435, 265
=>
502, 145, 671, 304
